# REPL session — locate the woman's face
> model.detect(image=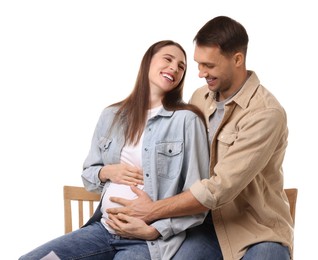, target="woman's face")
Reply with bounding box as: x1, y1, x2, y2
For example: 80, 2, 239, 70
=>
148, 45, 186, 98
